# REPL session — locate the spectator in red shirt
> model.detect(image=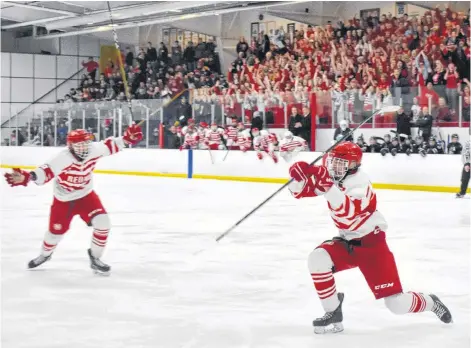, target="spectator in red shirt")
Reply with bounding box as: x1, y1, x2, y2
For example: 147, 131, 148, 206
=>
444, 63, 460, 111
82, 57, 99, 81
